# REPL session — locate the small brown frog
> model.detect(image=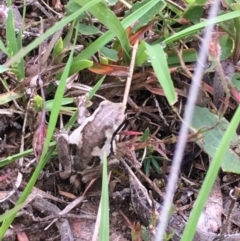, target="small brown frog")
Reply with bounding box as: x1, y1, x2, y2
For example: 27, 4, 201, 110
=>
56, 98, 125, 181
